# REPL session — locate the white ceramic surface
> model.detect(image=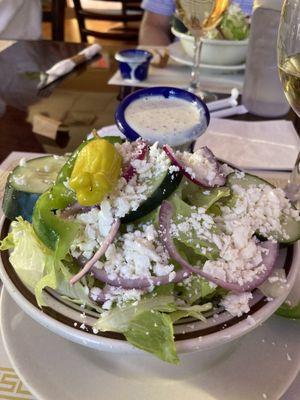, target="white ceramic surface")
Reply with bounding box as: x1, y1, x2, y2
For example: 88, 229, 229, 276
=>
1, 289, 300, 400
169, 42, 246, 72
171, 27, 249, 66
